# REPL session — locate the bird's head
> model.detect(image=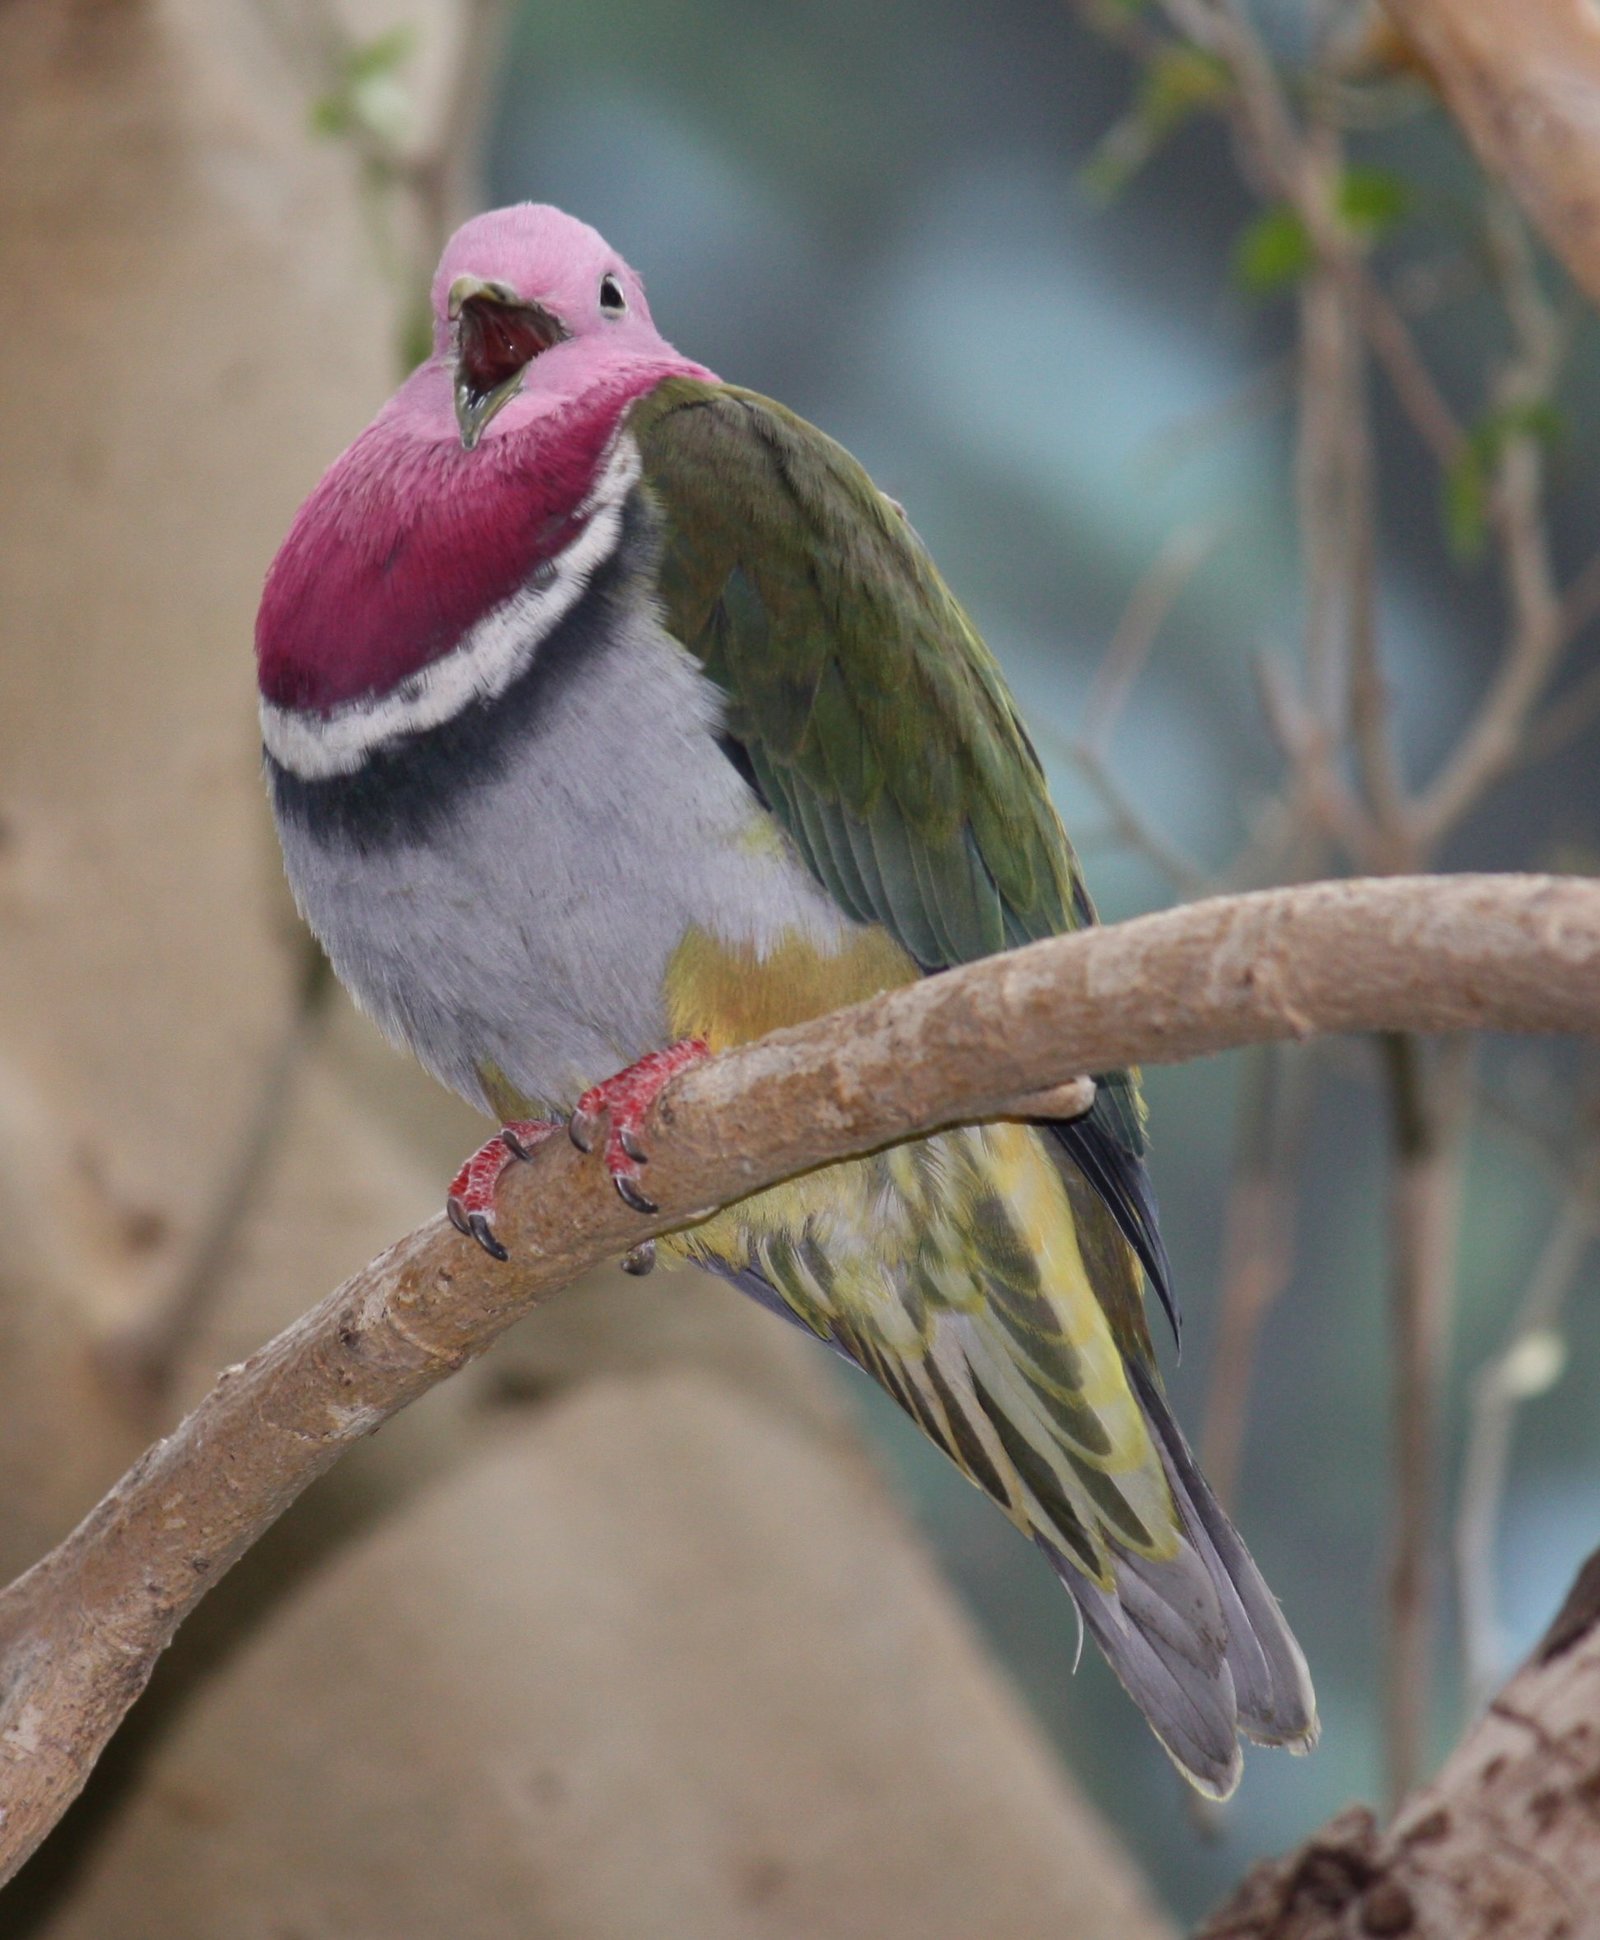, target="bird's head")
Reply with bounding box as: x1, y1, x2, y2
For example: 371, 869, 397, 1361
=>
429, 204, 669, 450
256, 206, 708, 717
